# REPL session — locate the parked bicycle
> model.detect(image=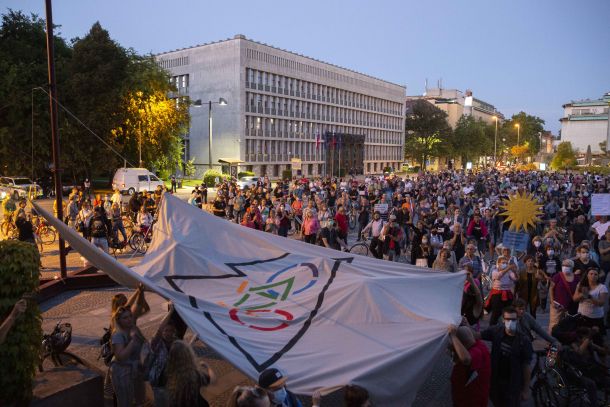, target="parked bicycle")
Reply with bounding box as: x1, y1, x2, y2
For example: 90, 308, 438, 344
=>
349, 235, 373, 257
39, 322, 86, 371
